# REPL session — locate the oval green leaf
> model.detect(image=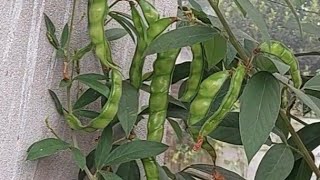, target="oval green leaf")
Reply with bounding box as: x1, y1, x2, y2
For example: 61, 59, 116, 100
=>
27, 138, 70, 160
71, 147, 86, 170
203, 34, 227, 69
303, 74, 320, 91
117, 81, 139, 136
255, 144, 294, 180
106, 28, 128, 41
236, 0, 270, 41
145, 26, 218, 55
104, 140, 168, 165
240, 72, 281, 161
95, 126, 113, 169
116, 160, 140, 180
